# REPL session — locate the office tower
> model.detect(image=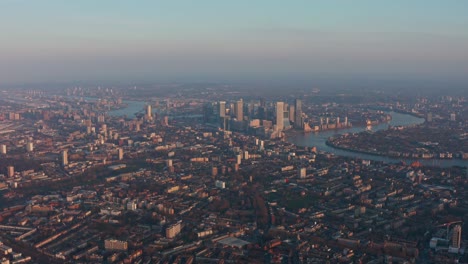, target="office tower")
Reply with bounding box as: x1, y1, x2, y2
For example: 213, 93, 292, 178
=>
26, 142, 34, 152
294, 99, 303, 128
276, 102, 284, 131
452, 225, 462, 249
61, 150, 68, 166
0, 144, 6, 155
289, 105, 295, 122
219, 101, 226, 118
146, 104, 152, 119
118, 148, 124, 160
7, 166, 14, 177
202, 103, 212, 123
247, 102, 255, 118
235, 99, 243, 121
